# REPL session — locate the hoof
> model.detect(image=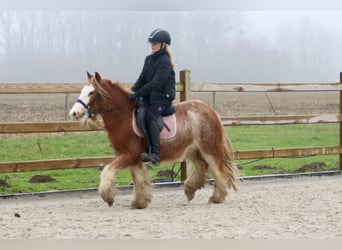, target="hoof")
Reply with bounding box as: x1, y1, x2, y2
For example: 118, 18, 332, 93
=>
106, 199, 114, 207
131, 200, 149, 209
101, 196, 114, 207
208, 196, 225, 204
99, 189, 115, 207
184, 186, 196, 202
